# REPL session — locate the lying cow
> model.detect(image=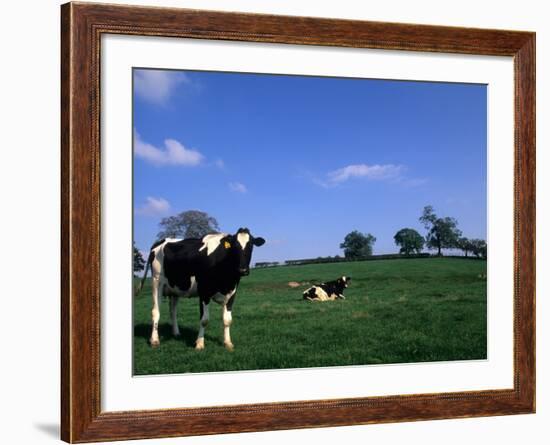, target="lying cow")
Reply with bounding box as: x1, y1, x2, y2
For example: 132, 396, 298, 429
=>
137, 228, 265, 350
303, 276, 351, 301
